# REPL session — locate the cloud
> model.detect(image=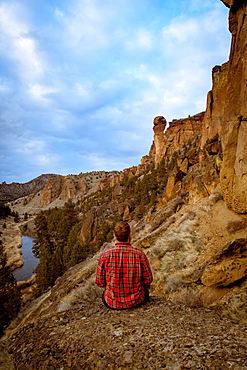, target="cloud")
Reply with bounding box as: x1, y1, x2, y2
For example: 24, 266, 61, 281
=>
0, 2, 45, 83
158, 4, 230, 119
28, 84, 57, 103
0, 0, 231, 183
